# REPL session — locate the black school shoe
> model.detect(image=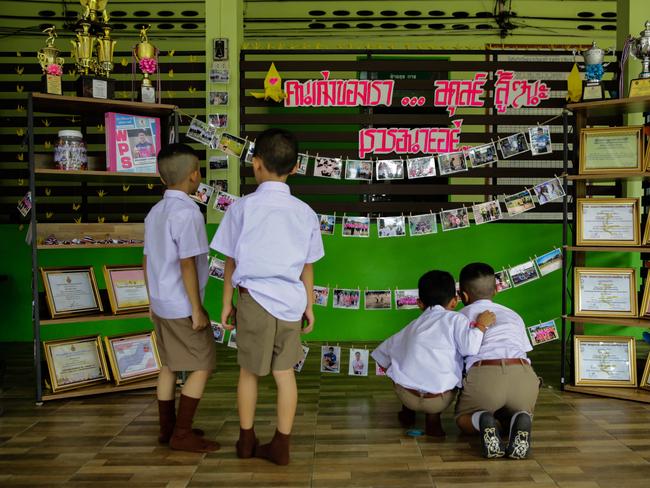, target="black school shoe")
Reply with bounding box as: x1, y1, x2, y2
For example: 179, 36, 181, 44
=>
505, 412, 532, 459
479, 412, 505, 459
